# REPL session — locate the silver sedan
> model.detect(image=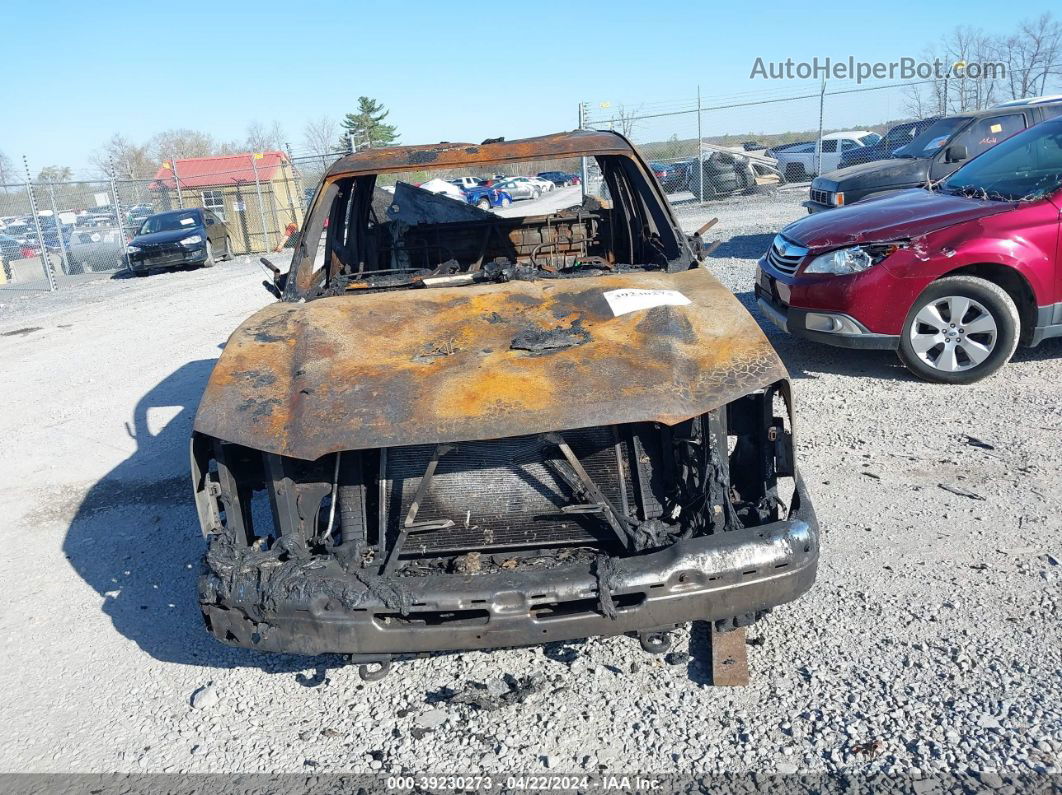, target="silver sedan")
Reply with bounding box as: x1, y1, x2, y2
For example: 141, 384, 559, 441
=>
493, 177, 542, 201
